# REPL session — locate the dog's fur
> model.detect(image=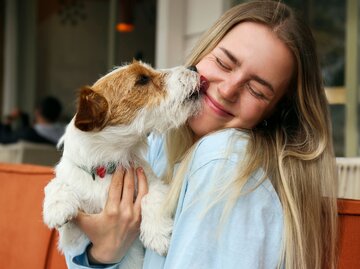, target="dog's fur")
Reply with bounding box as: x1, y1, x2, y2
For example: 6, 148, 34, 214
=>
42, 61, 201, 268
